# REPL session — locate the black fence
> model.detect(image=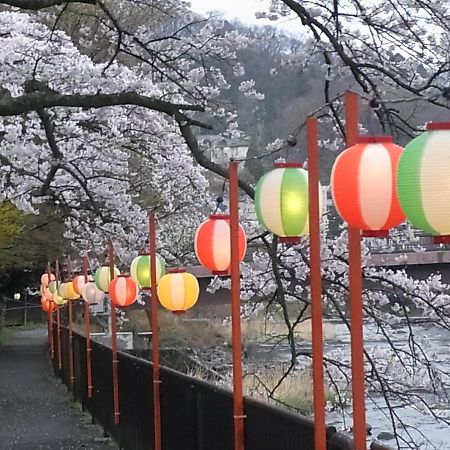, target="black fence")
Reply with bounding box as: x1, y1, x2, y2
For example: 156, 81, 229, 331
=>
52, 326, 393, 450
